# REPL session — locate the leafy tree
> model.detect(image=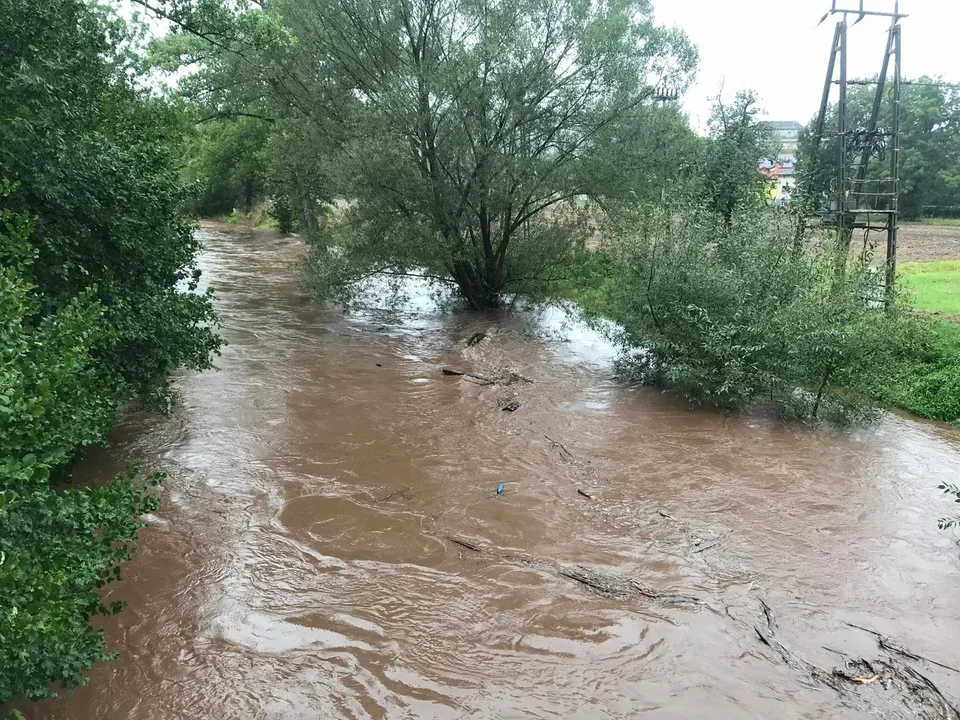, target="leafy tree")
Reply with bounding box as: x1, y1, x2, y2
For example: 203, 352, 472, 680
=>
186, 116, 271, 216
0, 0, 223, 706
701, 91, 776, 225
139, 0, 698, 309
0, 187, 164, 705
262, 119, 335, 233
796, 77, 960, 220
0, 0, 222, 406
